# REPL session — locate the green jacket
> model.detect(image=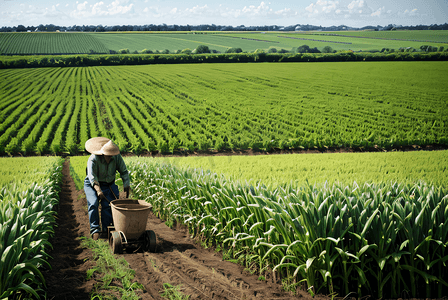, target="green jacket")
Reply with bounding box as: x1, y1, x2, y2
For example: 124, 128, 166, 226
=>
86, 154, 130, 188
